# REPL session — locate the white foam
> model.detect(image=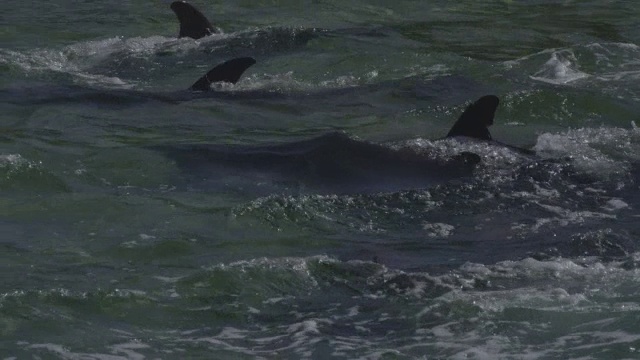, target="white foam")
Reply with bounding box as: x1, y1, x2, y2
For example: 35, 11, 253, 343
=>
62, 35, 179, 60
546, 331, 640, 354
107, 342, 150, 360
422, 222, 455, 238
217, 327, 249, 340
234, 71, 365, 94
0, 35, 180, 88
72, 72, 132, 89
153, 275, 185, 283
603, 198, 629, 211
597, 70, 640, 82
508, 43, 640, 86
232, 62, 448, 94
400, 136, 526, 170
534, 126, 640, 175
530, 202, 615, 232
96, 254, 640, 359
448, 255, 640, 313
0, 154, 28, 167
530, 50, 590, 85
